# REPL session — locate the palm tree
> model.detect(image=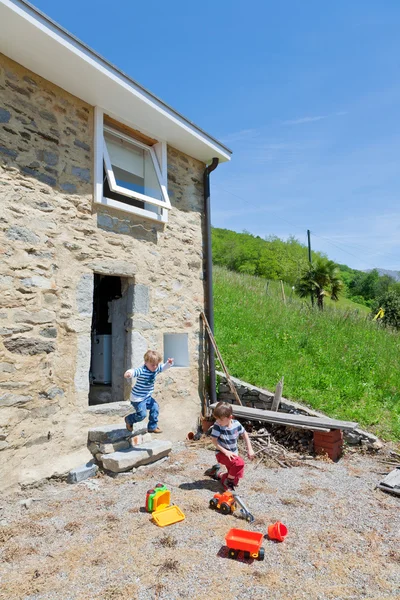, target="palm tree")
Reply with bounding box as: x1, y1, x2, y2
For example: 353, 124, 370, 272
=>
295, 258, 343, 310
